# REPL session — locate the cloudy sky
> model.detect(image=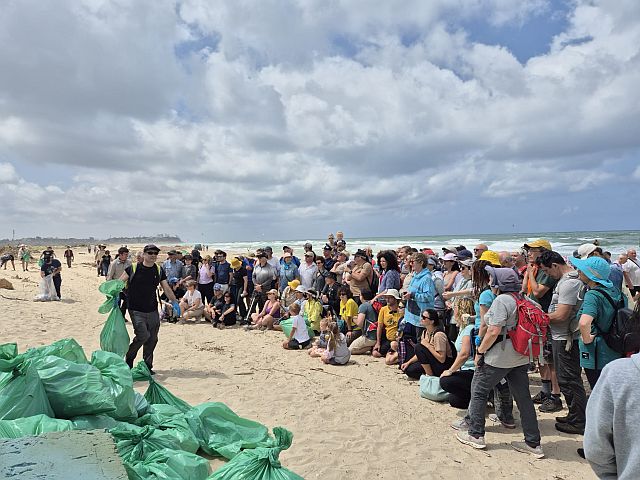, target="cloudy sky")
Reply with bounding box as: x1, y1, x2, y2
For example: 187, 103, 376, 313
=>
1, 0, 639, 242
